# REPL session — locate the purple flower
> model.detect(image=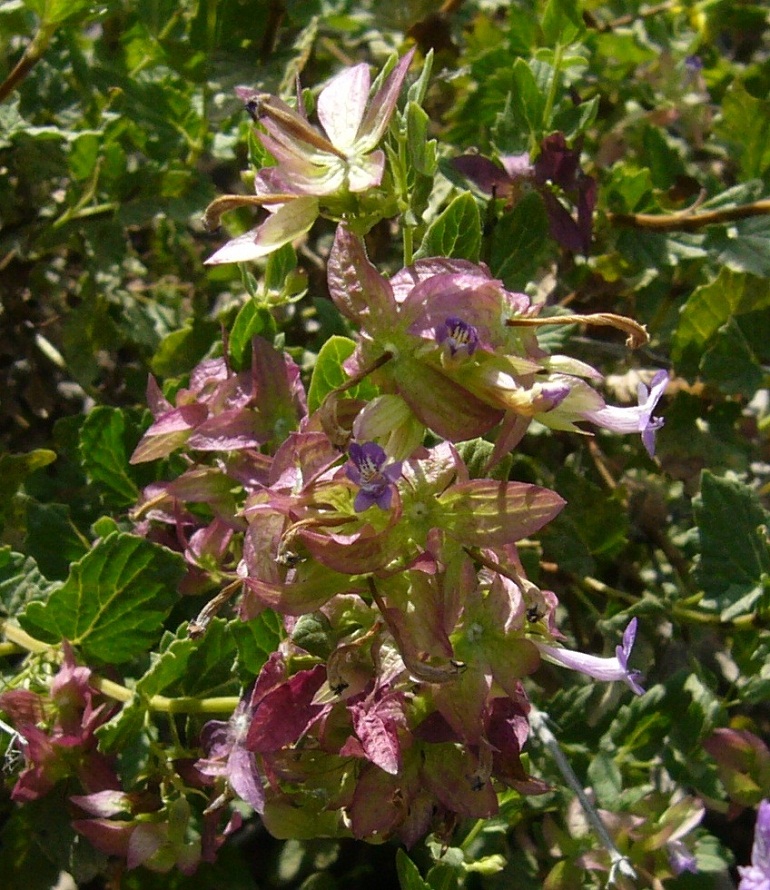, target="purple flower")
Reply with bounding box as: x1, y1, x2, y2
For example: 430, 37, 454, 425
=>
345, 442, 402, 512
197, 694, 265, 813
435, 316, 479, 361
533, 618, 644, 695
667, 839, 698, 875
739, 800, 770, 890
582, 370, 668, 457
